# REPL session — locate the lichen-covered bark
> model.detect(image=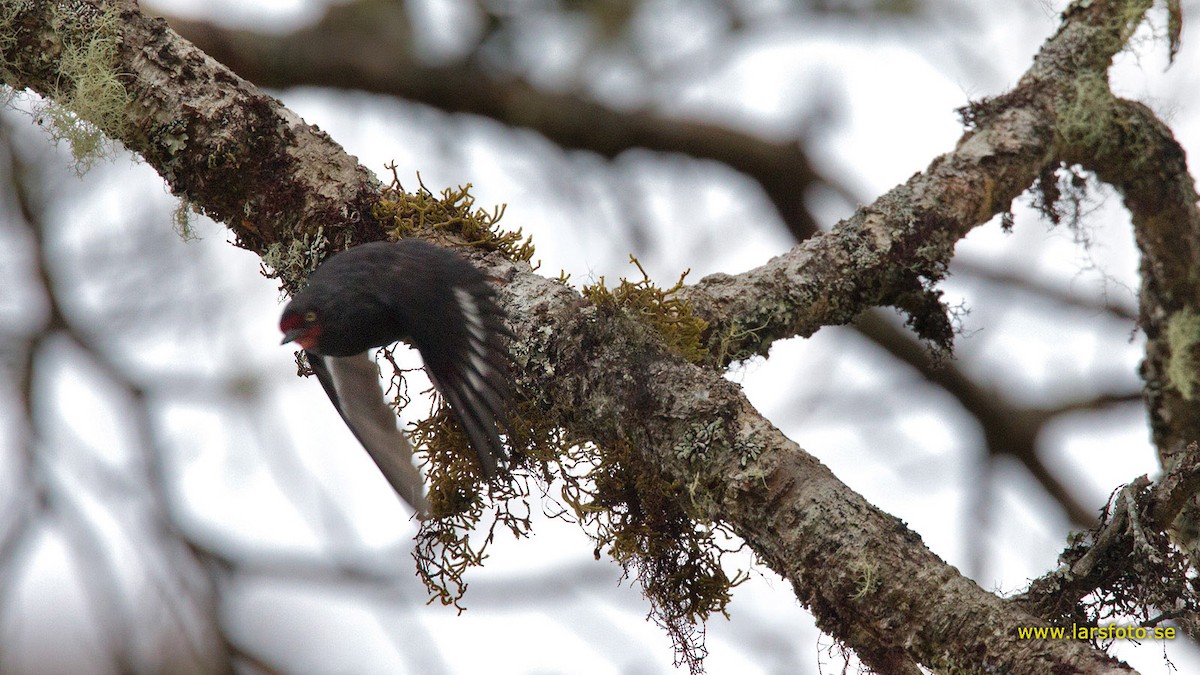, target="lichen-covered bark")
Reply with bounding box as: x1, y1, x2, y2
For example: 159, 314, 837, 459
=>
1068, 96, 1200, 446
1063, 95, 1200, 555
678, 1, 1190, 370
682, 104, 1054, 361
497, 258, 1130, 673
2, 0, 1192, 672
